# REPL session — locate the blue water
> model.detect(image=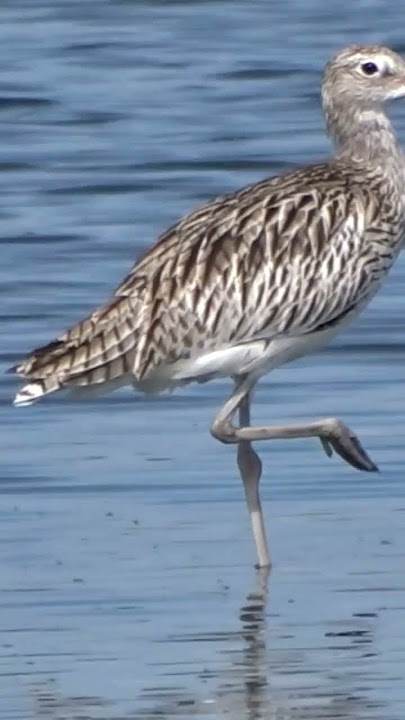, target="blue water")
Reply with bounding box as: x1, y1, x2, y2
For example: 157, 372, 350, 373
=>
2, 1, 405, 718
